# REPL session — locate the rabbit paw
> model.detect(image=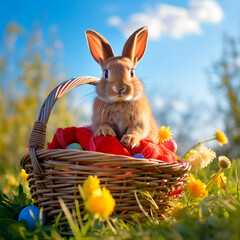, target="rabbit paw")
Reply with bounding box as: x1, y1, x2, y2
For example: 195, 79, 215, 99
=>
121, 134, 140, 148
95, 126, 116, 137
